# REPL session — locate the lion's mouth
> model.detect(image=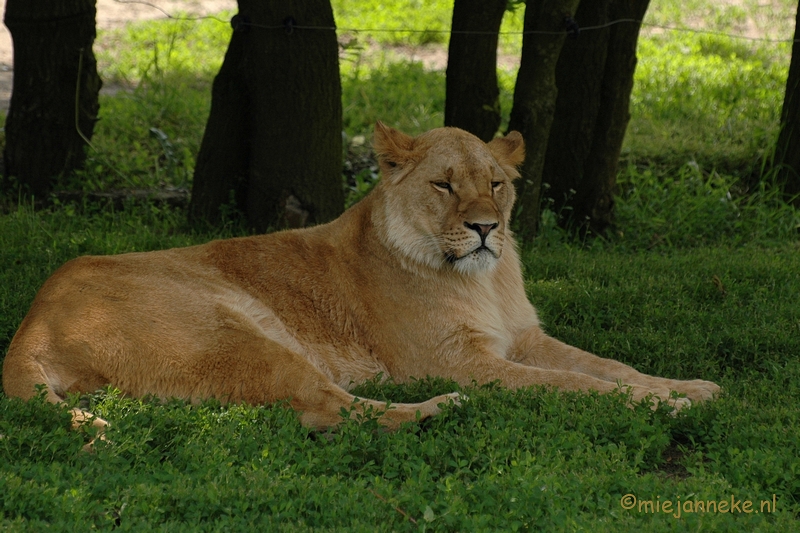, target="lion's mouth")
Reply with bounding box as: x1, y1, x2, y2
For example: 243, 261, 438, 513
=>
446, 245, 498, 264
